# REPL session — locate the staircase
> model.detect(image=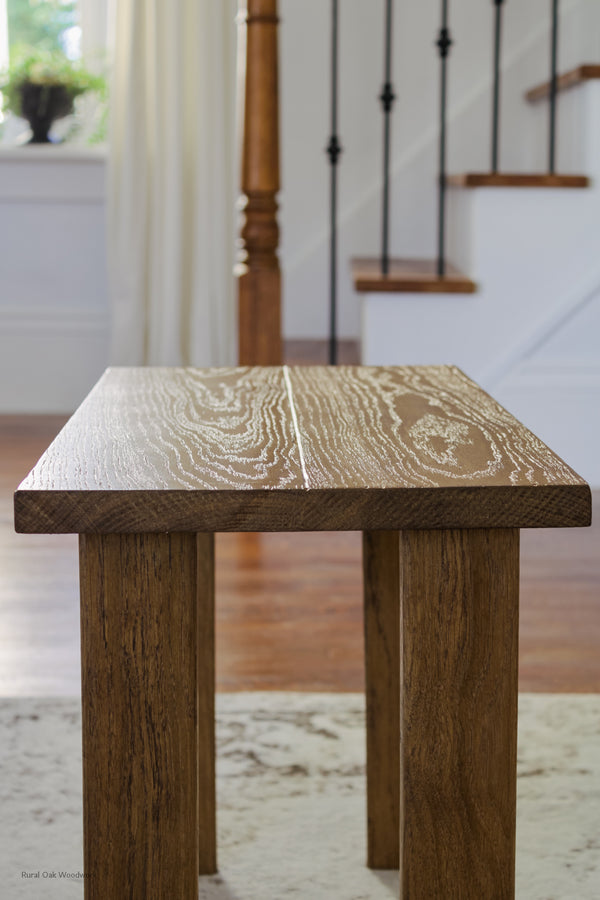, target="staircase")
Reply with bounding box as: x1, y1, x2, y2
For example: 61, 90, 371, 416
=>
356, 67, 600, 486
